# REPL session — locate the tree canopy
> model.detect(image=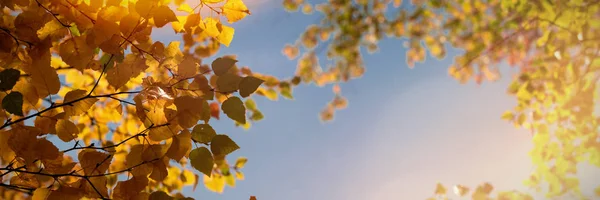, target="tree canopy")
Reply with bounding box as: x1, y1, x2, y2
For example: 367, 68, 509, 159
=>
0, 0, 599, 199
